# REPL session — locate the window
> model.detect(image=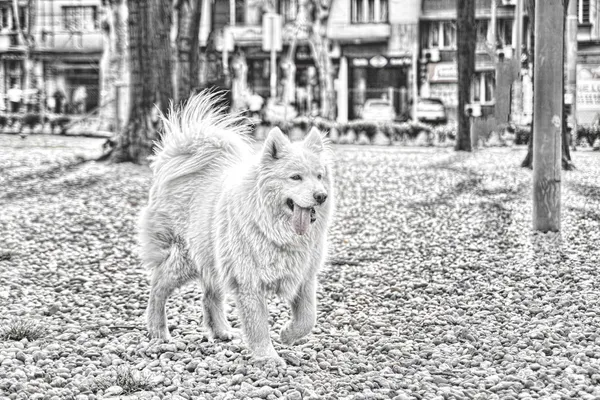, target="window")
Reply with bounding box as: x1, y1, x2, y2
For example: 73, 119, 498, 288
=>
424, 21, 456, 49
278, 0, 297, 23
351, 0, 388, 23
235, 0, 245, 24
476, 19, 489, 49
578, 0, 590, 23
497, 18, 514, 47
471, 72, 495, 104
63, 6, 98, 31
0, 7, 9, 30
